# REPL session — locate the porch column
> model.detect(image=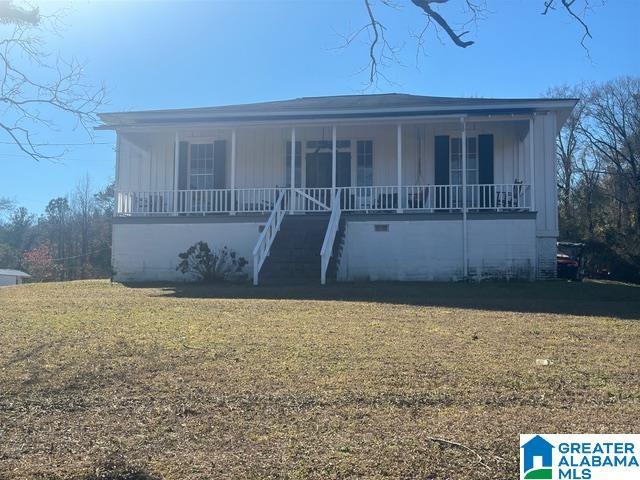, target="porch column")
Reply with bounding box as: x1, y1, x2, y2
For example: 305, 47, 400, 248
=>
115, 134, 121, 217
461, 118, 468, 279
529, 116, 536, 212
396, 123, 403, 213
173, 132, 179, 216
290, 127, 296, 212
332, 125, 337, 199
230, 128, 237, 215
